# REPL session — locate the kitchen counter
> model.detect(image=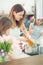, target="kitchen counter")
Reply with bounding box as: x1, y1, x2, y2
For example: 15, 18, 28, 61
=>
0, 54, 43, 65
